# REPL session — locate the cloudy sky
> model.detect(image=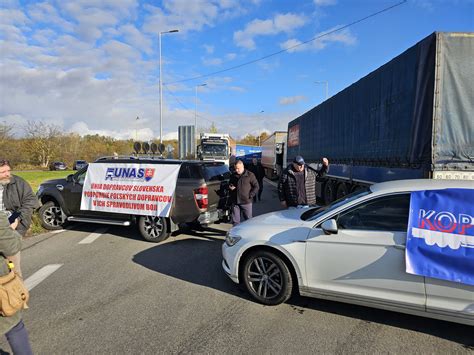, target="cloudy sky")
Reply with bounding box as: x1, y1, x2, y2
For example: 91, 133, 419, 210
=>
1, 0, 473, 140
